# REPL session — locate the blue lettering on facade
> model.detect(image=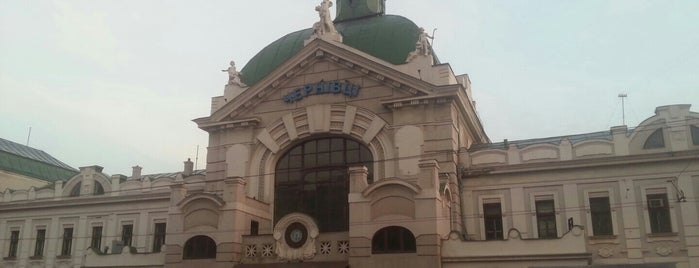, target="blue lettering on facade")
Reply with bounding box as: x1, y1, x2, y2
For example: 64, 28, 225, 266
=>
282, 81, 362, 103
